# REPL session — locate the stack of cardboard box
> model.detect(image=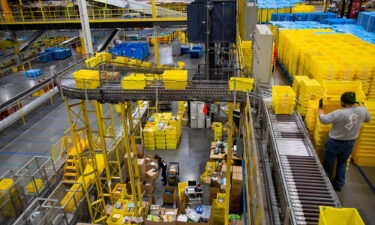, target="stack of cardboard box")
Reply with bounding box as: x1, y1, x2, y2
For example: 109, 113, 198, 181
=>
230, 166, 243, 212
163, 186, 177, 205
